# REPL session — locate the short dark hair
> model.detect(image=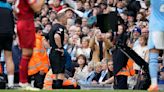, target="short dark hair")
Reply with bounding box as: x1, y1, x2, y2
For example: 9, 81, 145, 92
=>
75, 17, 82, 25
